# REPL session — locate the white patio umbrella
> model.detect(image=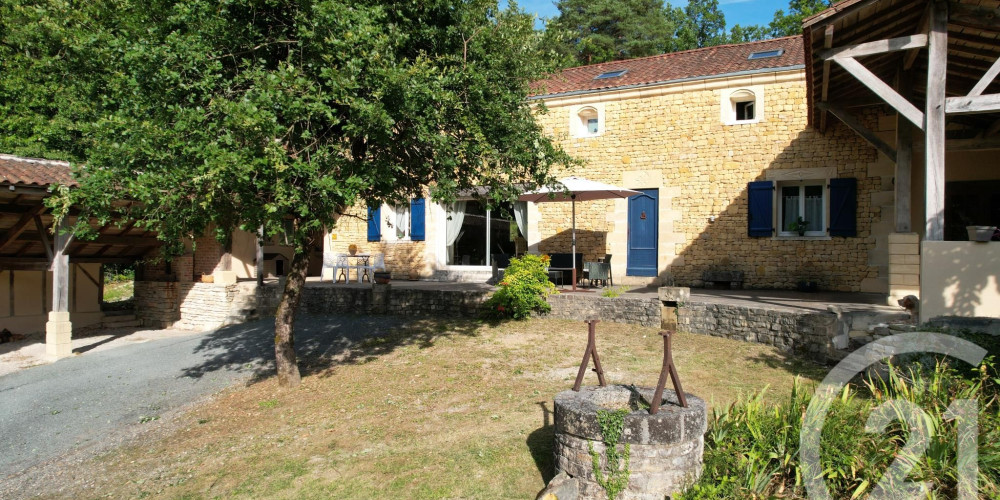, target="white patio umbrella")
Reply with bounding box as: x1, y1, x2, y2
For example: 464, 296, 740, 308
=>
519, 176, 640, 291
